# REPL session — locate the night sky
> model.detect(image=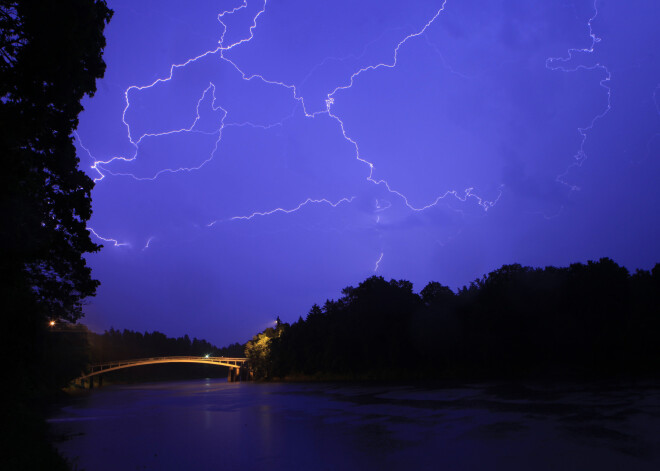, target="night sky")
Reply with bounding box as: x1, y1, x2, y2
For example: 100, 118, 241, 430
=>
76, 0, 660, 346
